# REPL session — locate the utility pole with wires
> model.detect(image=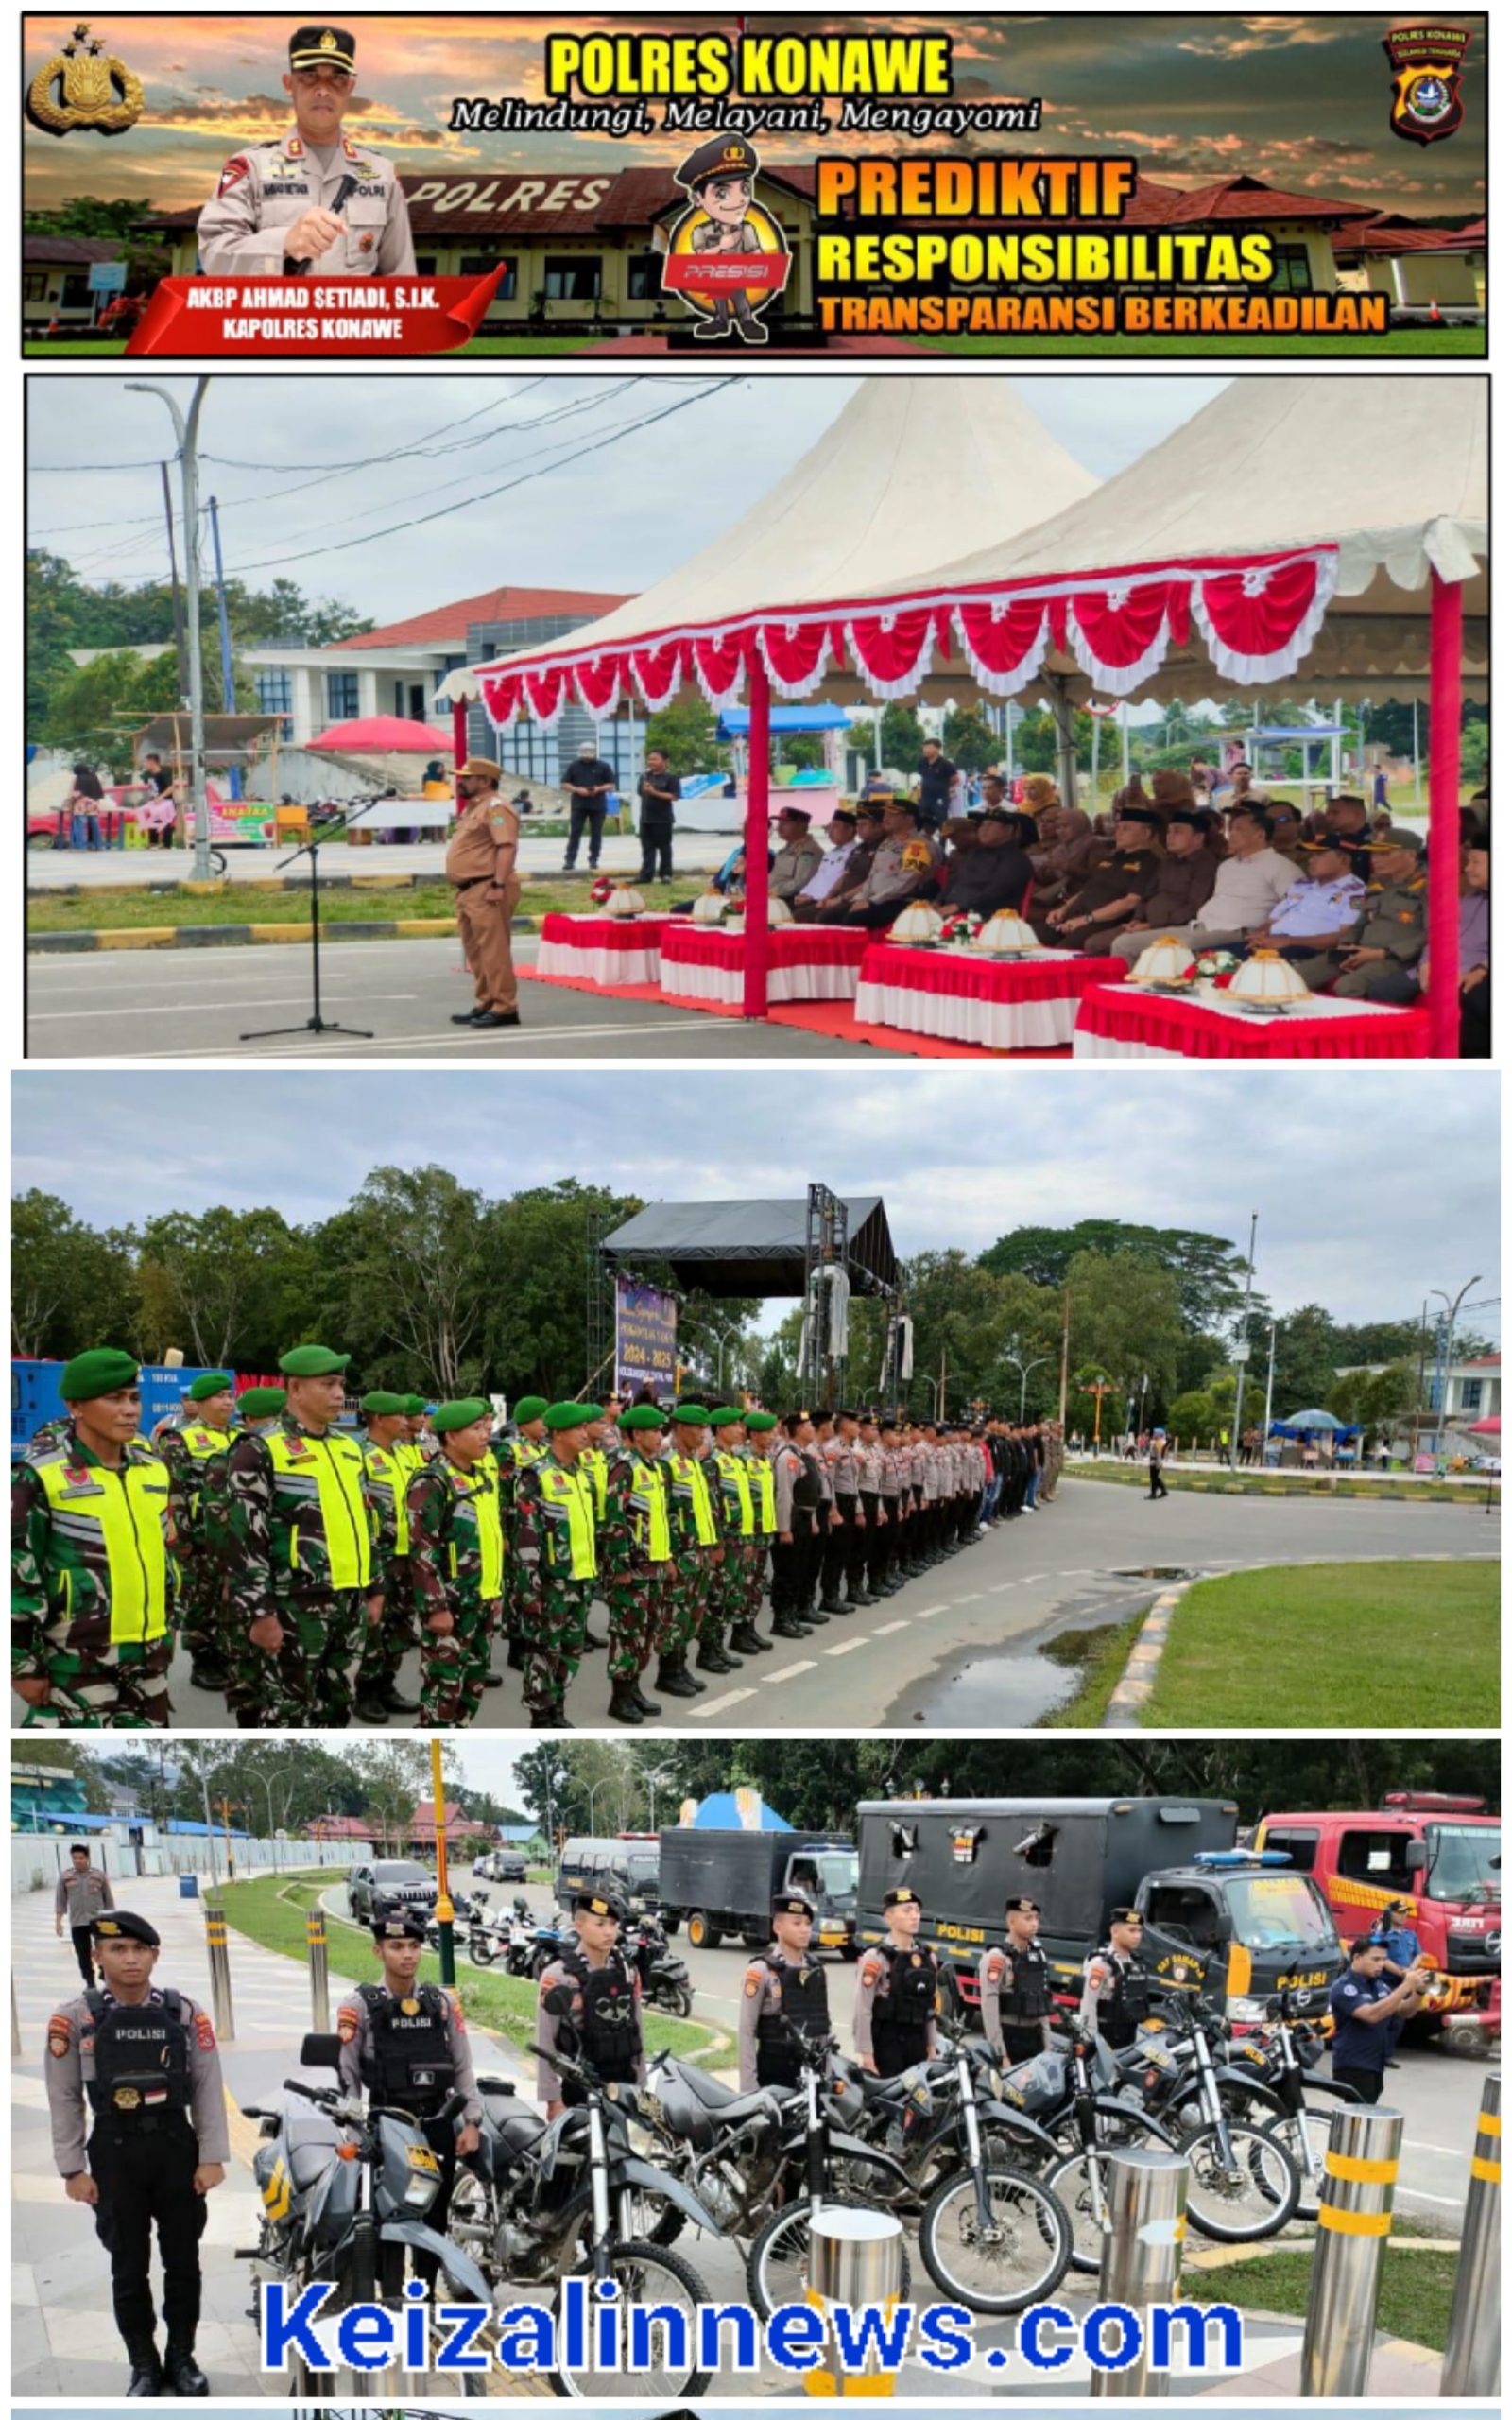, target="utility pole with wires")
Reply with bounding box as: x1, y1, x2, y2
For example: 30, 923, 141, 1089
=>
125, 376, 211, 879
1228, 1211, 1259, 1470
